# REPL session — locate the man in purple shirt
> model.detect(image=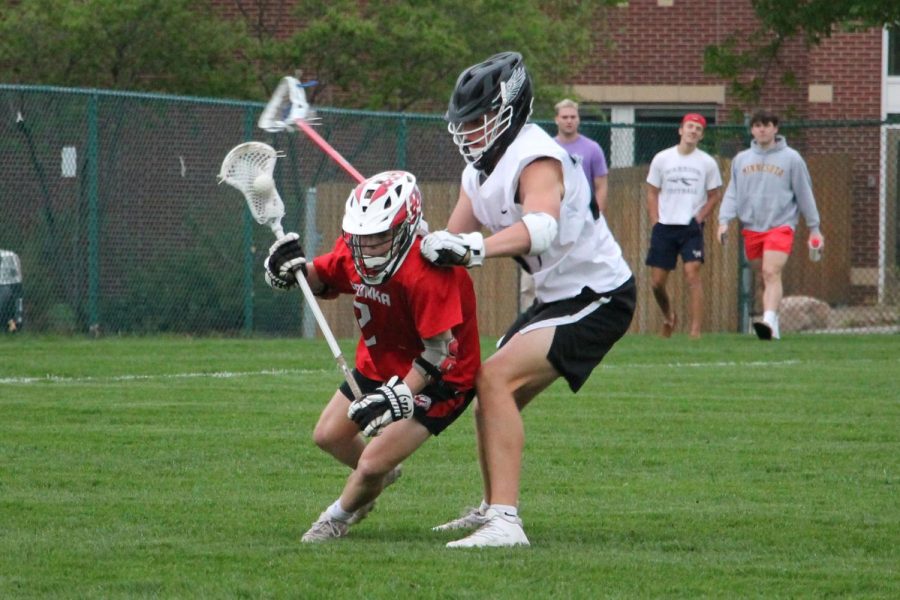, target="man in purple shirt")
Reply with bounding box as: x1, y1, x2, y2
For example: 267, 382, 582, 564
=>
554, 98, 609, 219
